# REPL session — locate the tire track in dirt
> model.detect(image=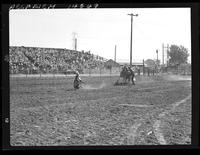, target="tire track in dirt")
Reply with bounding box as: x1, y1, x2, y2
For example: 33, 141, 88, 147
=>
127, 122, 142, 145
126, 82, 191, 145
153, 120, 167, 144
153, 94, 191, 145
